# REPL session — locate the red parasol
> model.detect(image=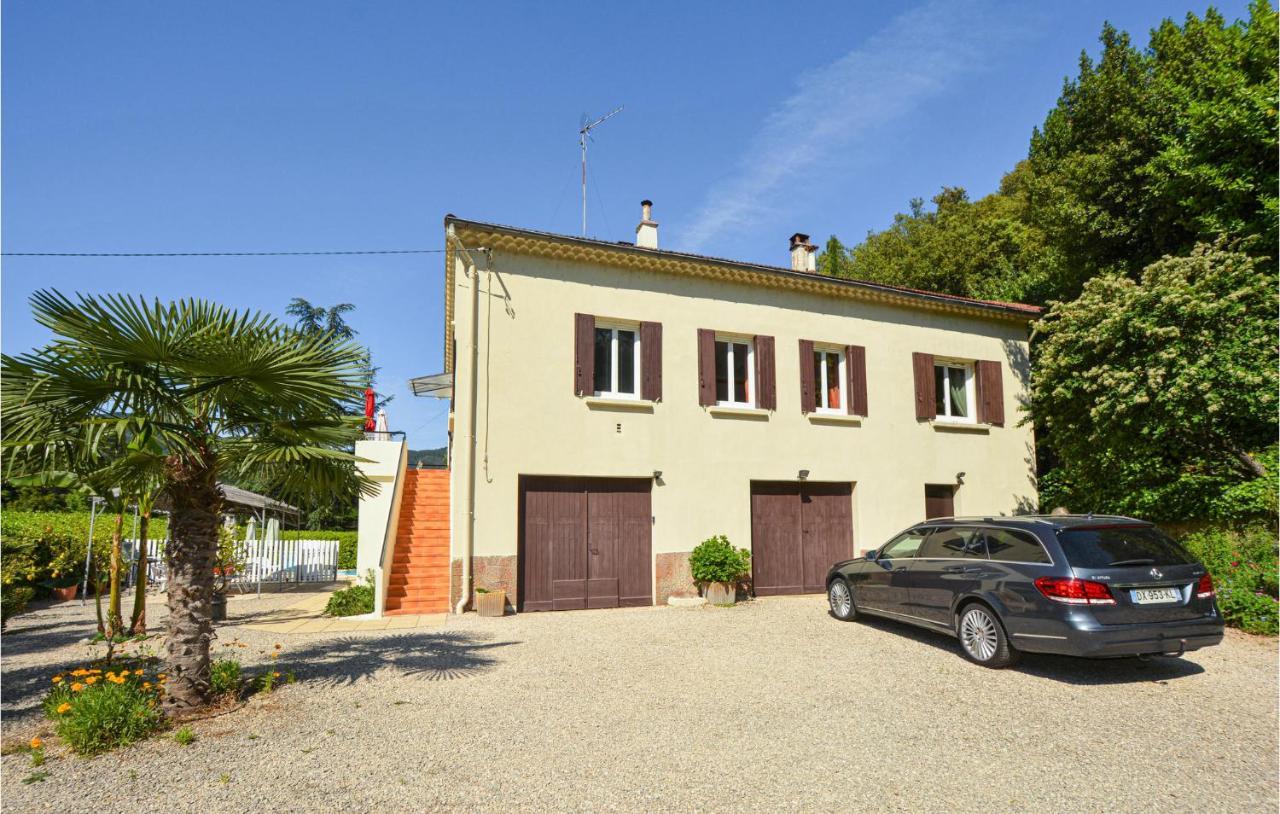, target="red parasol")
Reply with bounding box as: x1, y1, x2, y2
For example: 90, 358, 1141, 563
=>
363, 388, 376, 431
